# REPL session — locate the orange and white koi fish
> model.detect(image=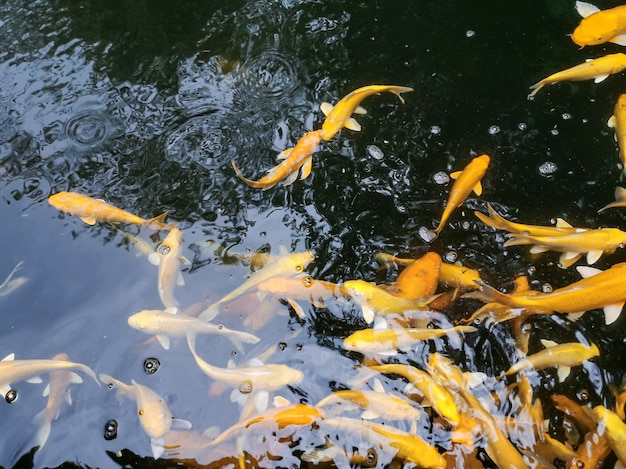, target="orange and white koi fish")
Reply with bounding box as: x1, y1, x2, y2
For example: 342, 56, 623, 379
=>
319, 85, 413, 141
48, 191, 175, 230
154, 228, 190, 309
198, 250, 315, 321
127, 308, 260, 352
571, 1, 626, 47
527, 53, 626, 100
464, 262, 626, 324
32, 353, 87, 449
232, 129, 323, 190
0, 352, 98, 396
475, 203, 583, 237
504, 339, 600, 382
434, 154, 490, 237
503, 227, 626, 268
607, 94, 626, 176
598, 187, 626, 212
